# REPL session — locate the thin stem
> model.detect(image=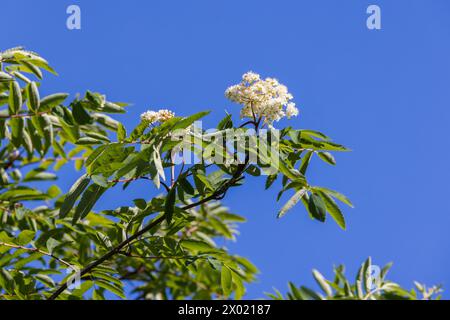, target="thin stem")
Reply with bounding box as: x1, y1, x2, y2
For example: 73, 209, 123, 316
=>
0, 242, 73, 268
0, 111, 51, 120
118, 251, 193, 261
17, 156, 86, 169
